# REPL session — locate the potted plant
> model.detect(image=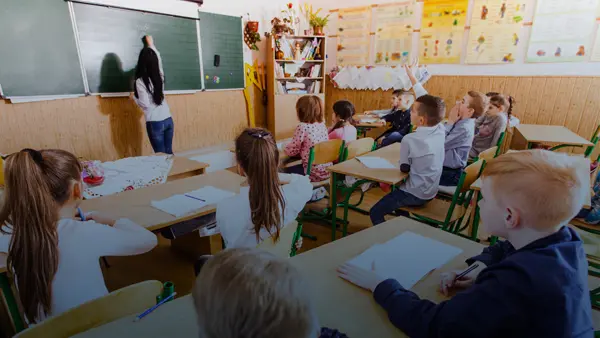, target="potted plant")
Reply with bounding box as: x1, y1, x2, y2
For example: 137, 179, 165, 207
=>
282, 3, 299, 35
244, 14, 261, 51
271, 17, 294, 36
303, 5, 330, 36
